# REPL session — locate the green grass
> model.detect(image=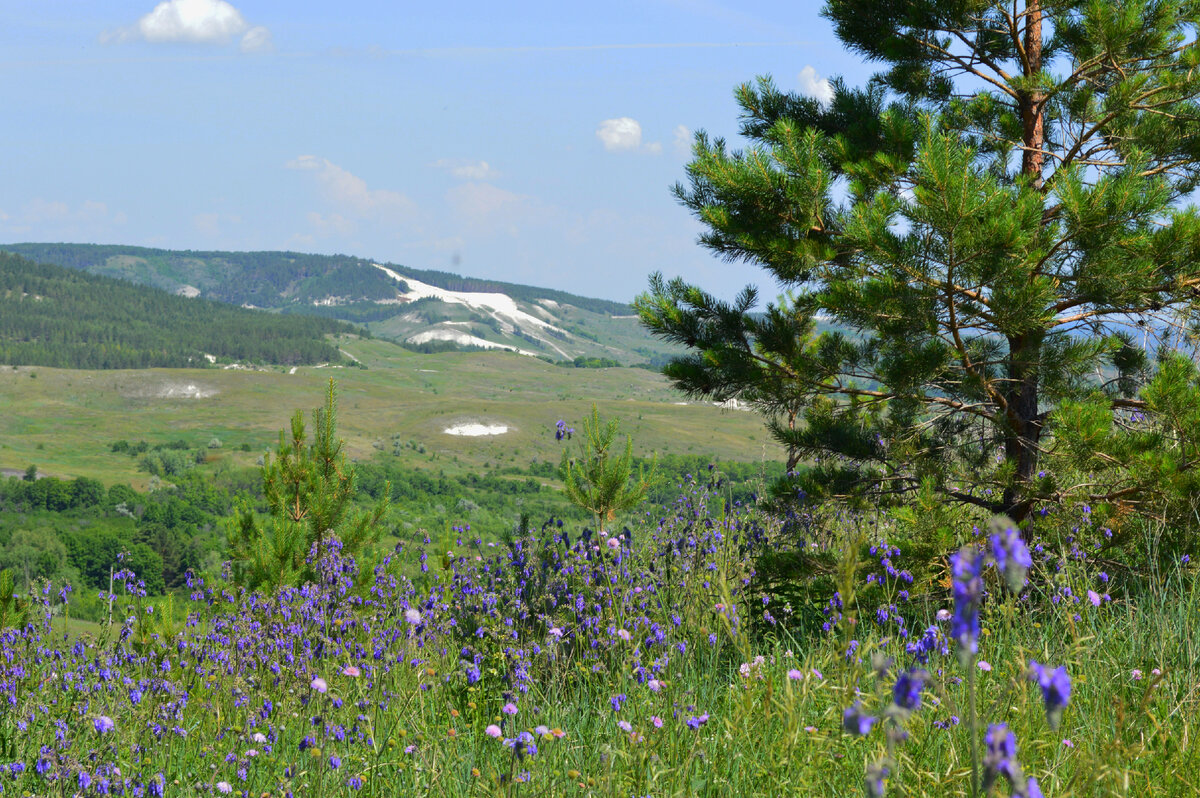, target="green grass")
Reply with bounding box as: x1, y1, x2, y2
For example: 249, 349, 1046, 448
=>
0, 335, 779, 489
